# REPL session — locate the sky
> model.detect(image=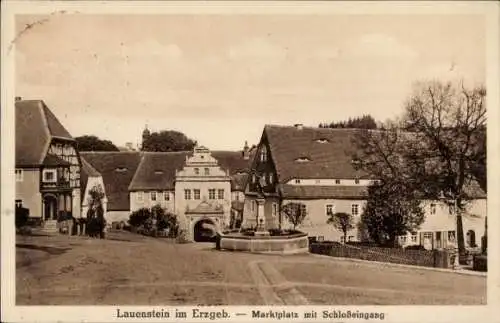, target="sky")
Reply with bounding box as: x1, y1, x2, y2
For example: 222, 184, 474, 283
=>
15, 14, 485, 150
